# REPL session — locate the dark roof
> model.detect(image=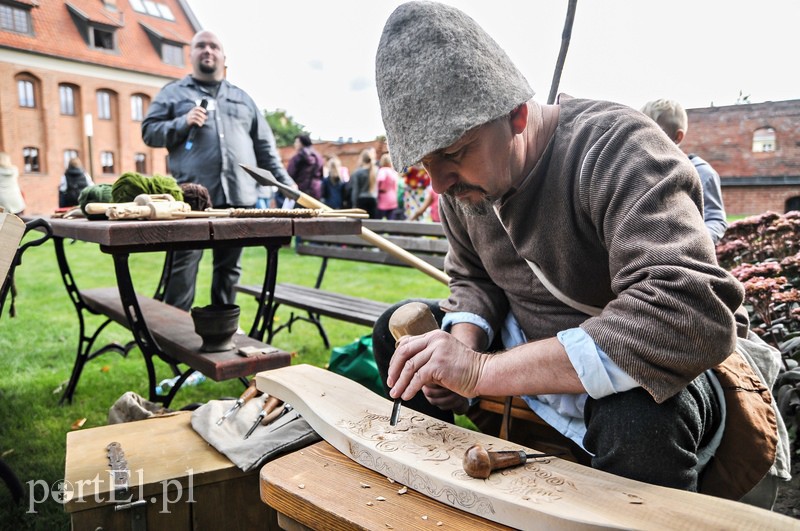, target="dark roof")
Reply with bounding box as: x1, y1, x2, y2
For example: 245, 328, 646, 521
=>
0, 0, 201, 79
